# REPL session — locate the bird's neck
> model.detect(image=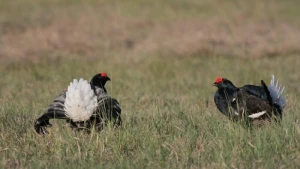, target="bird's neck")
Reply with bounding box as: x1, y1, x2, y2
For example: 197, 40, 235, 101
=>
218, 85, 237, 95
90, 83, 107, 94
